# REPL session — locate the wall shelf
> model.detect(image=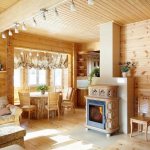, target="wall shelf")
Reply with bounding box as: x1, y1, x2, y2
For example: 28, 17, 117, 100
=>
0, 71, 6, 73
